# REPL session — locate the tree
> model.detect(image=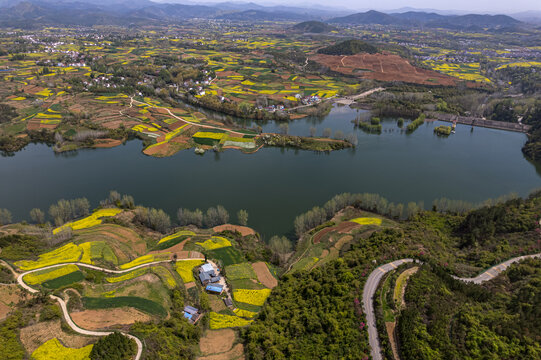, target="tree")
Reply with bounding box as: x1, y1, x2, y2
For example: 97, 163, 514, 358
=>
237, 209, 249, 226
334, 130, 344, 140
269, 236, 292, 255
90, 332, 135, 360
0, 209, 12, 225
279, 123, 289, 135
309, 127, 317, 137
29, 208, 45, 224
323, 128, 332, 138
